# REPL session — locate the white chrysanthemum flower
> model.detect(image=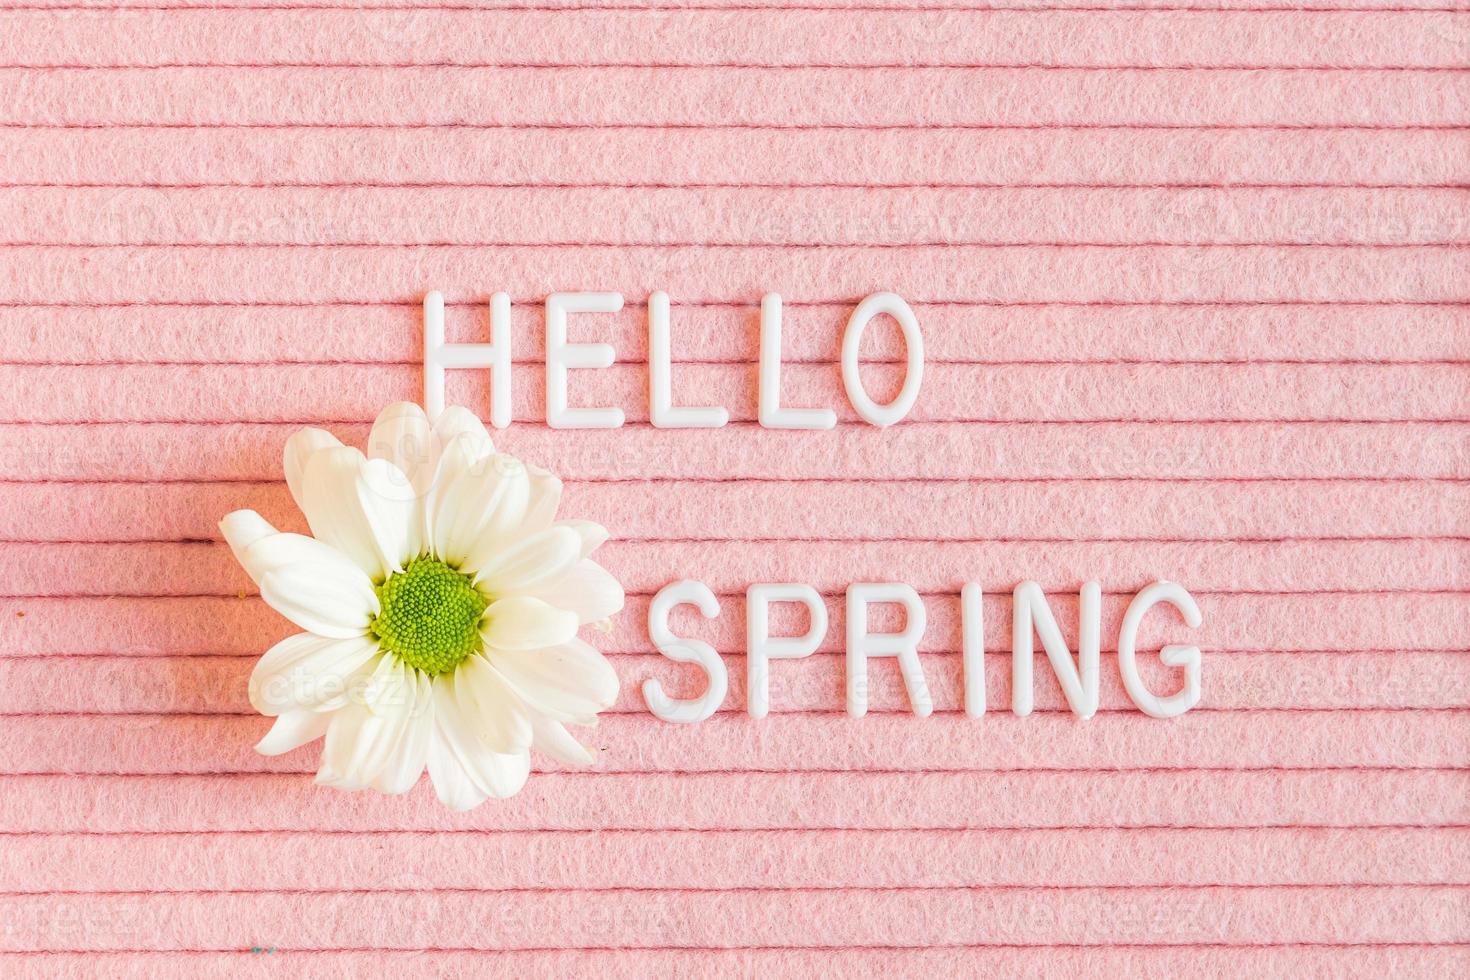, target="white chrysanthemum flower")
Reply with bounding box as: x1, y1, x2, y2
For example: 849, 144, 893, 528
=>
219, 402, 624, 809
